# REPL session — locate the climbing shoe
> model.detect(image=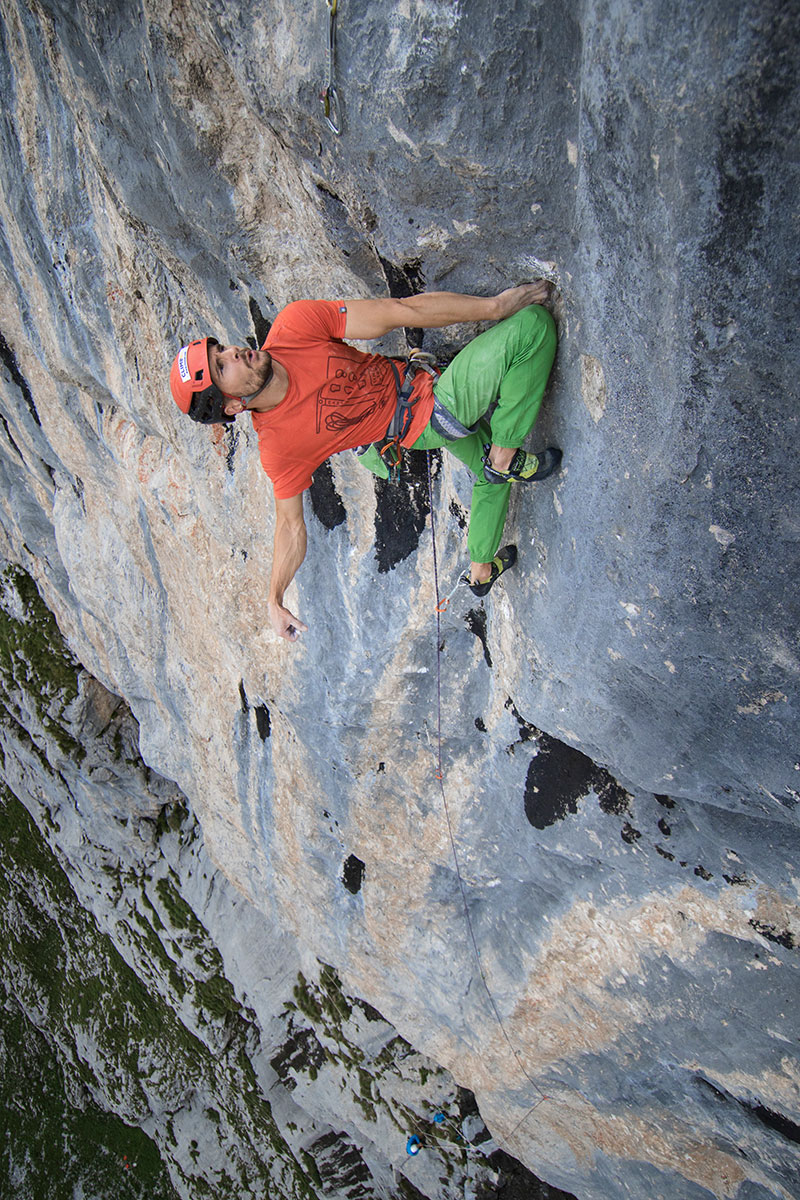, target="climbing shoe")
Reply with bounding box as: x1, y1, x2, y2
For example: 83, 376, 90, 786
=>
482, 445, 562, 484
468, 544, 518, 597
